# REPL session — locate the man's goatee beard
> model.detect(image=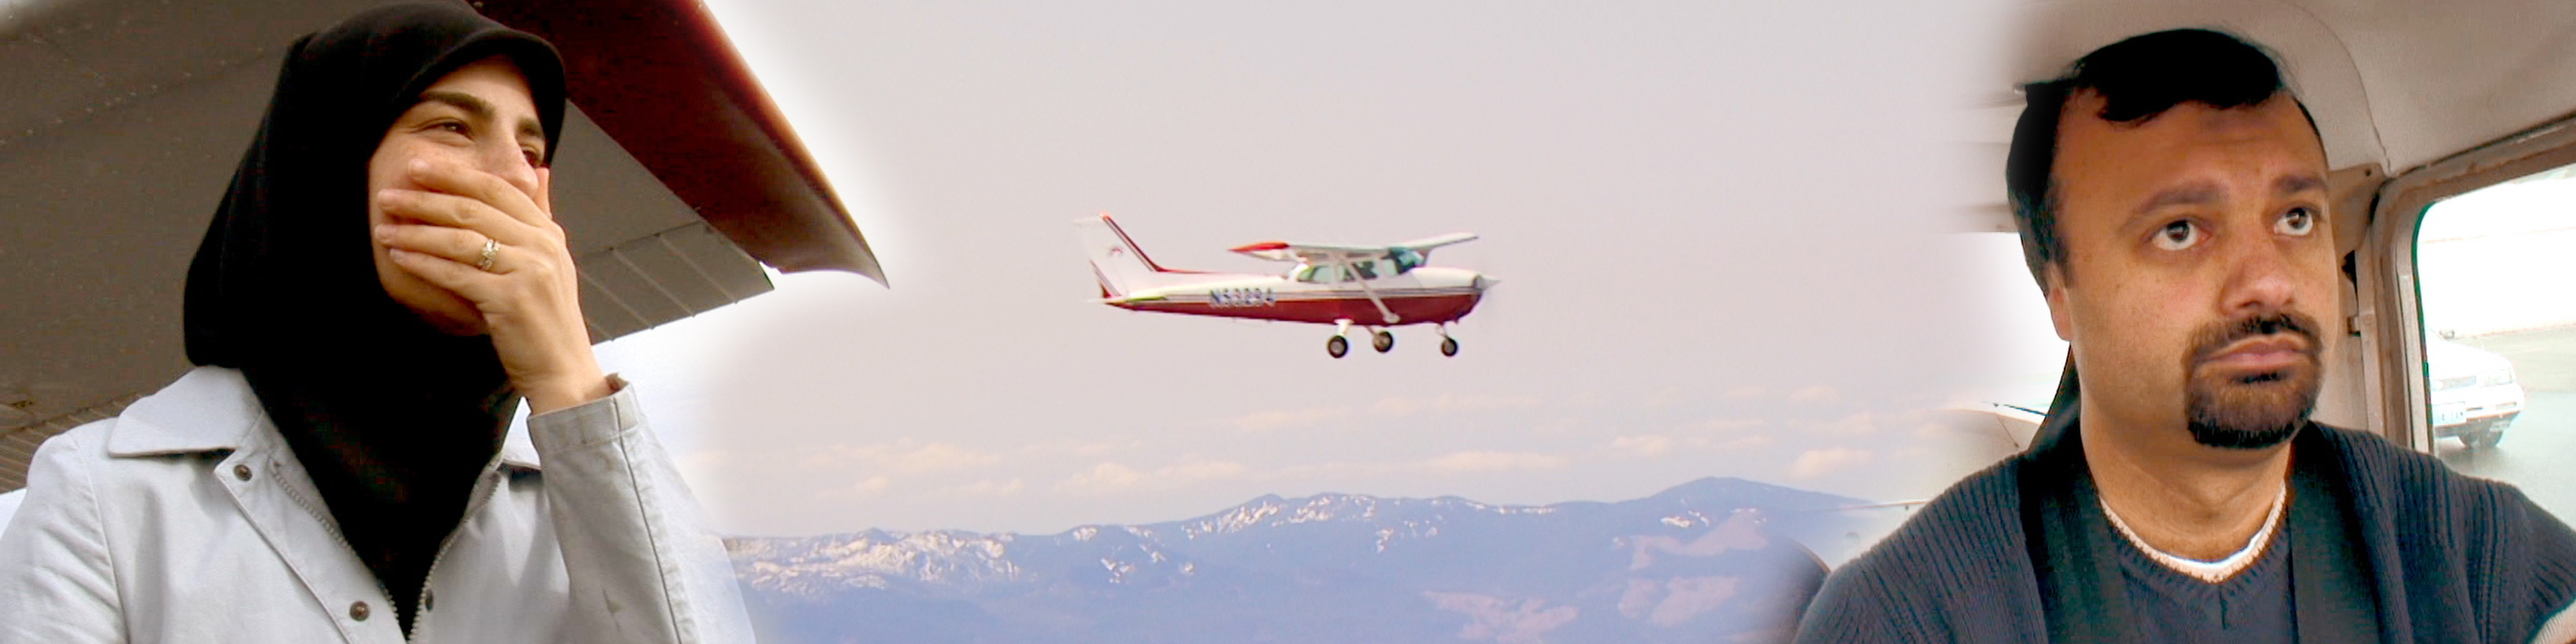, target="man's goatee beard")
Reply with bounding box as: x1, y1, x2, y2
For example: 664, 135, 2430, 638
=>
2187, 397, 2311, 449
2183, 312, 2325, 449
